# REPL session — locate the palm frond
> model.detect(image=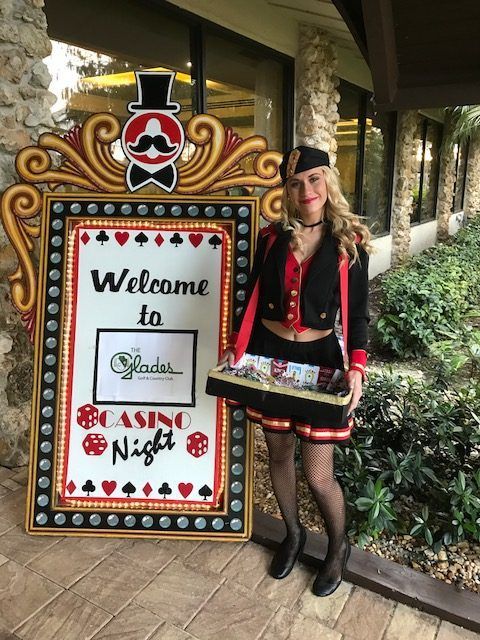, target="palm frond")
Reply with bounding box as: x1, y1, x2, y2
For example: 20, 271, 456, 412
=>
450, 105, 480, 143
